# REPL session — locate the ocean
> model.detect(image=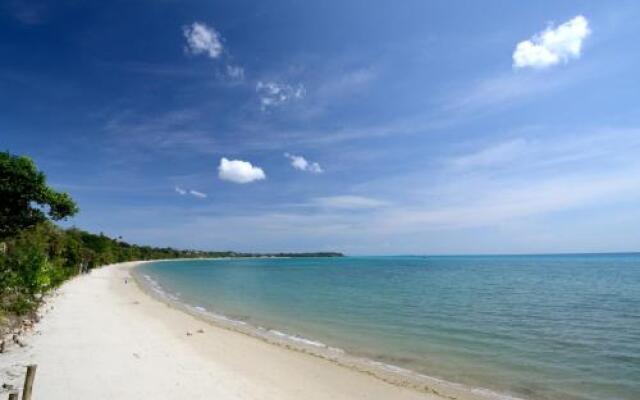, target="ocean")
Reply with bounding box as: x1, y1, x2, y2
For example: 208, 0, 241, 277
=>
136, 254, 640, 400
